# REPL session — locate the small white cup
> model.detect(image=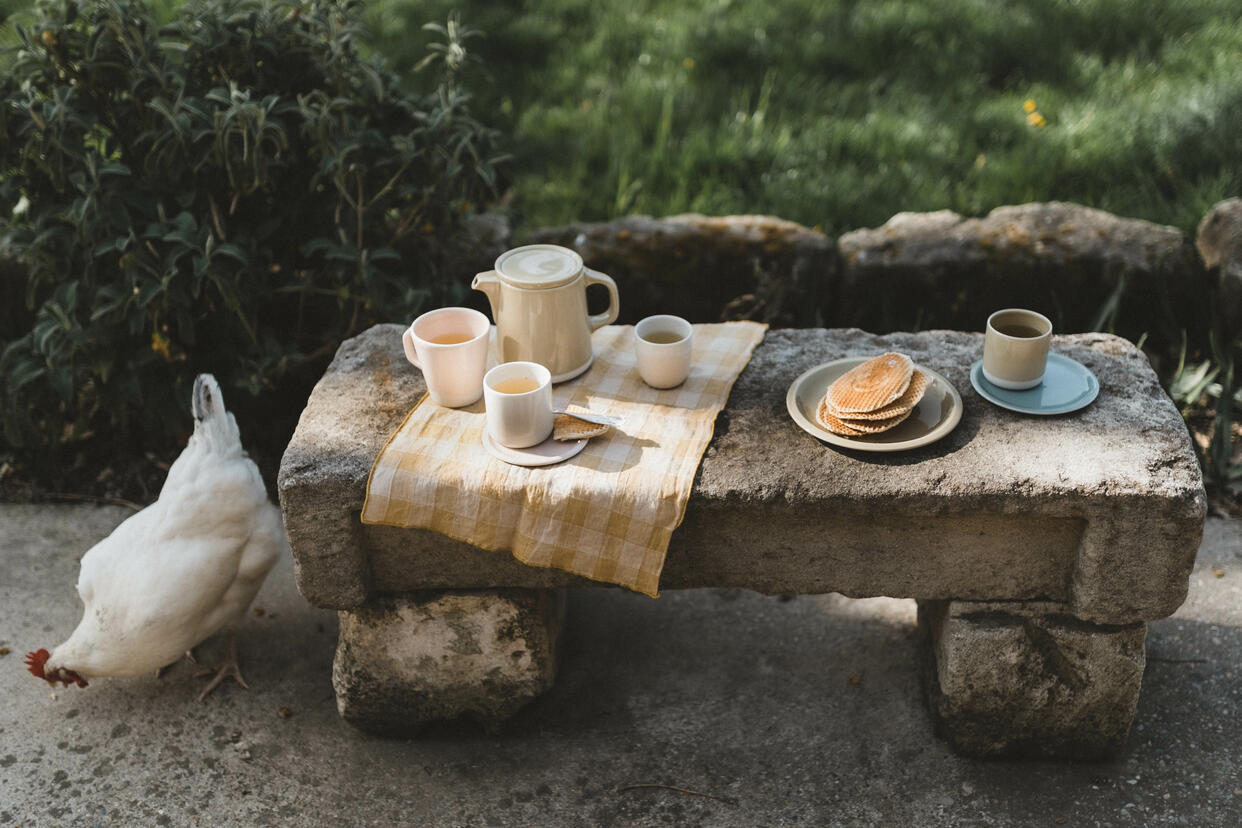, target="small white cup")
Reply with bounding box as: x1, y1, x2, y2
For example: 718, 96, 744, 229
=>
635, 315, 694, 389
483, 361, 553, 448
982, 308, 1053, 390
401, 307, 492, 408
